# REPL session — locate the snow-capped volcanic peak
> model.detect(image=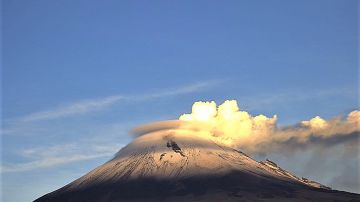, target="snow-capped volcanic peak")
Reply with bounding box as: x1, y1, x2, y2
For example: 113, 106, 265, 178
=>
110, 131, 255, 178
34, 101, 360, 202
66, 130, 327, 191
